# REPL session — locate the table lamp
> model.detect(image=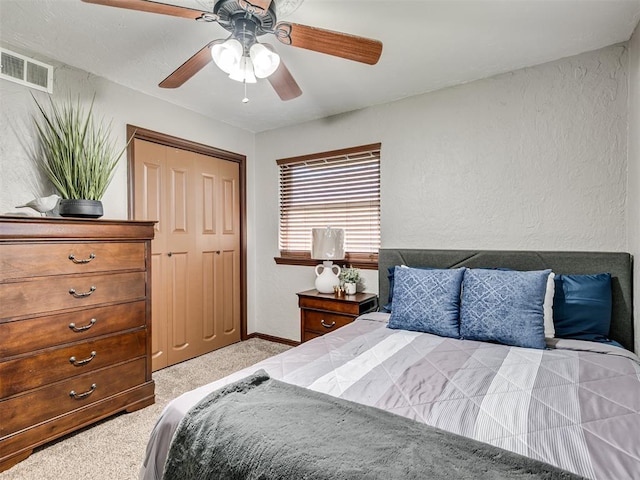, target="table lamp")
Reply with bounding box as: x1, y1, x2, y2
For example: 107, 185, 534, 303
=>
311, 227, 345, 293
